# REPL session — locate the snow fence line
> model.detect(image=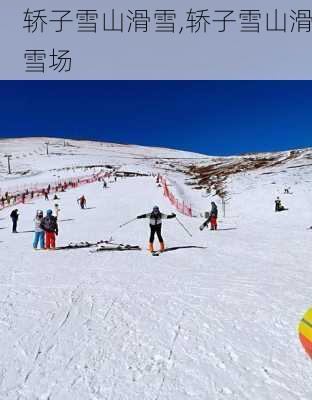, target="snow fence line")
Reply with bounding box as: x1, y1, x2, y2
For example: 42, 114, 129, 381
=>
158, 175, 193, 217
0, 171, 112, 210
